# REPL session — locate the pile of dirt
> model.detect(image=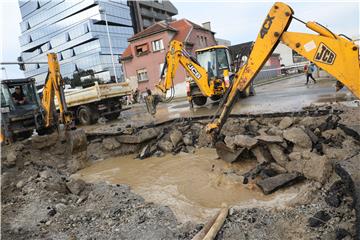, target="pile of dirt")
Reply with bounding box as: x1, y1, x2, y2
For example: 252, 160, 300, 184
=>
2, 105, 359, 239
